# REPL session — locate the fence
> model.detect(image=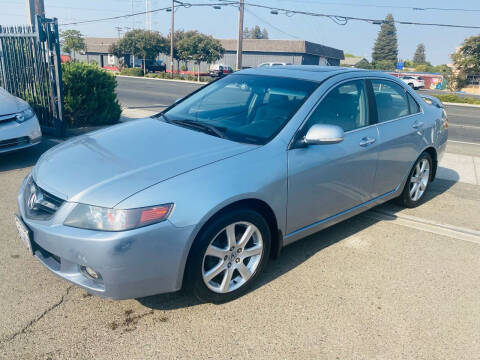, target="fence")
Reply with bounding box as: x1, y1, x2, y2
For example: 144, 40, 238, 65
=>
0, 17, 64, 136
